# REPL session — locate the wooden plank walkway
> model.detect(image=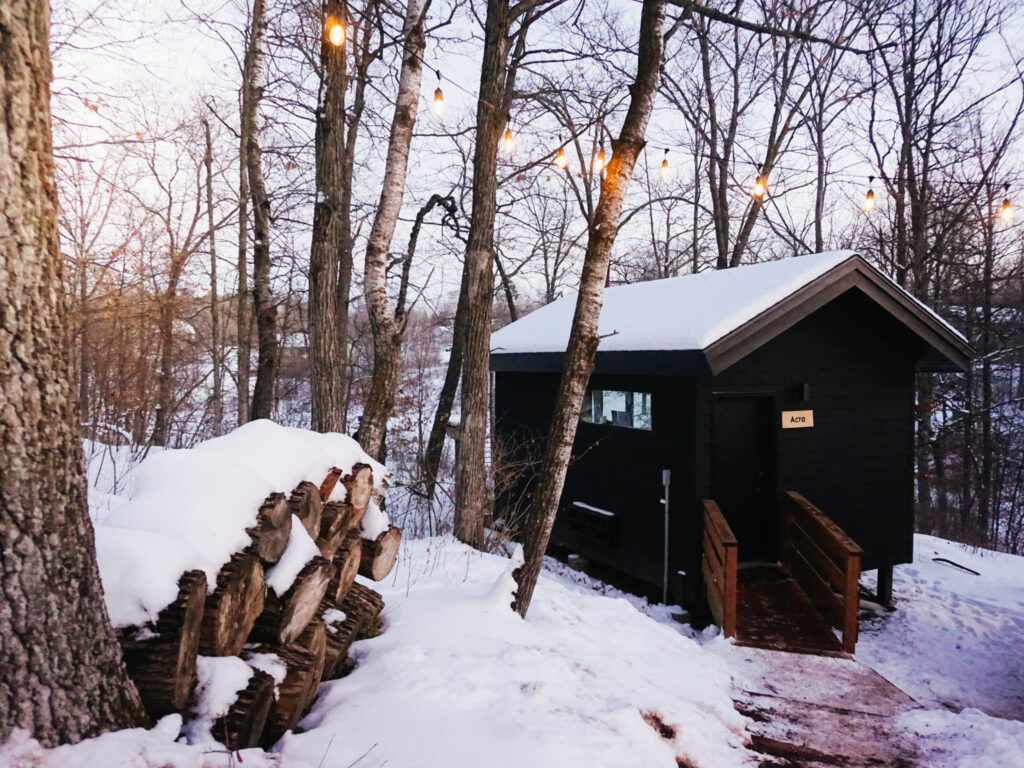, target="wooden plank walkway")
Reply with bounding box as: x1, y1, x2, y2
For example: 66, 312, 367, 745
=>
720, 646, 921, 767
